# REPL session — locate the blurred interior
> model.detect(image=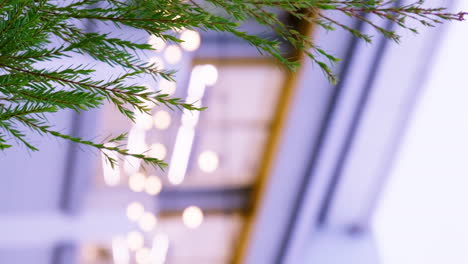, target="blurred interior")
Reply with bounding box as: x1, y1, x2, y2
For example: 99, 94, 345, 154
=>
1, 0, 468, 263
